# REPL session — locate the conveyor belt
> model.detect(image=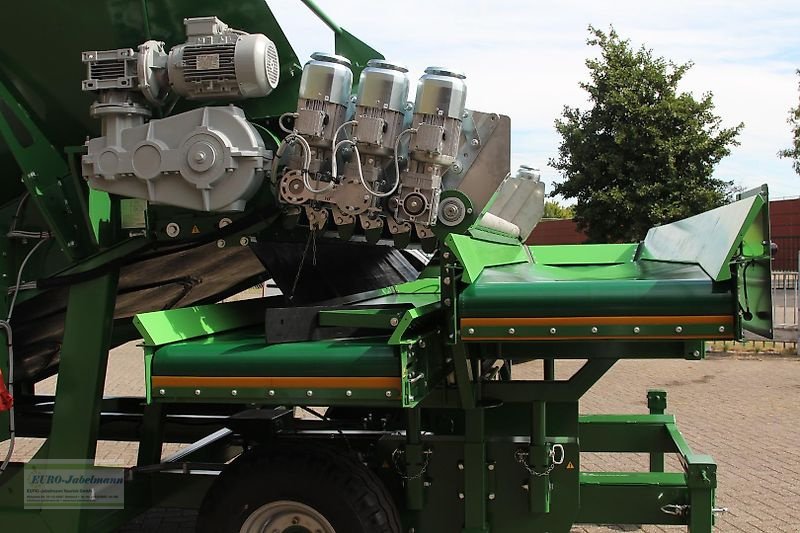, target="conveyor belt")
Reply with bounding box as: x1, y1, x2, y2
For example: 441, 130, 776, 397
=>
459, 260, 734, 318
